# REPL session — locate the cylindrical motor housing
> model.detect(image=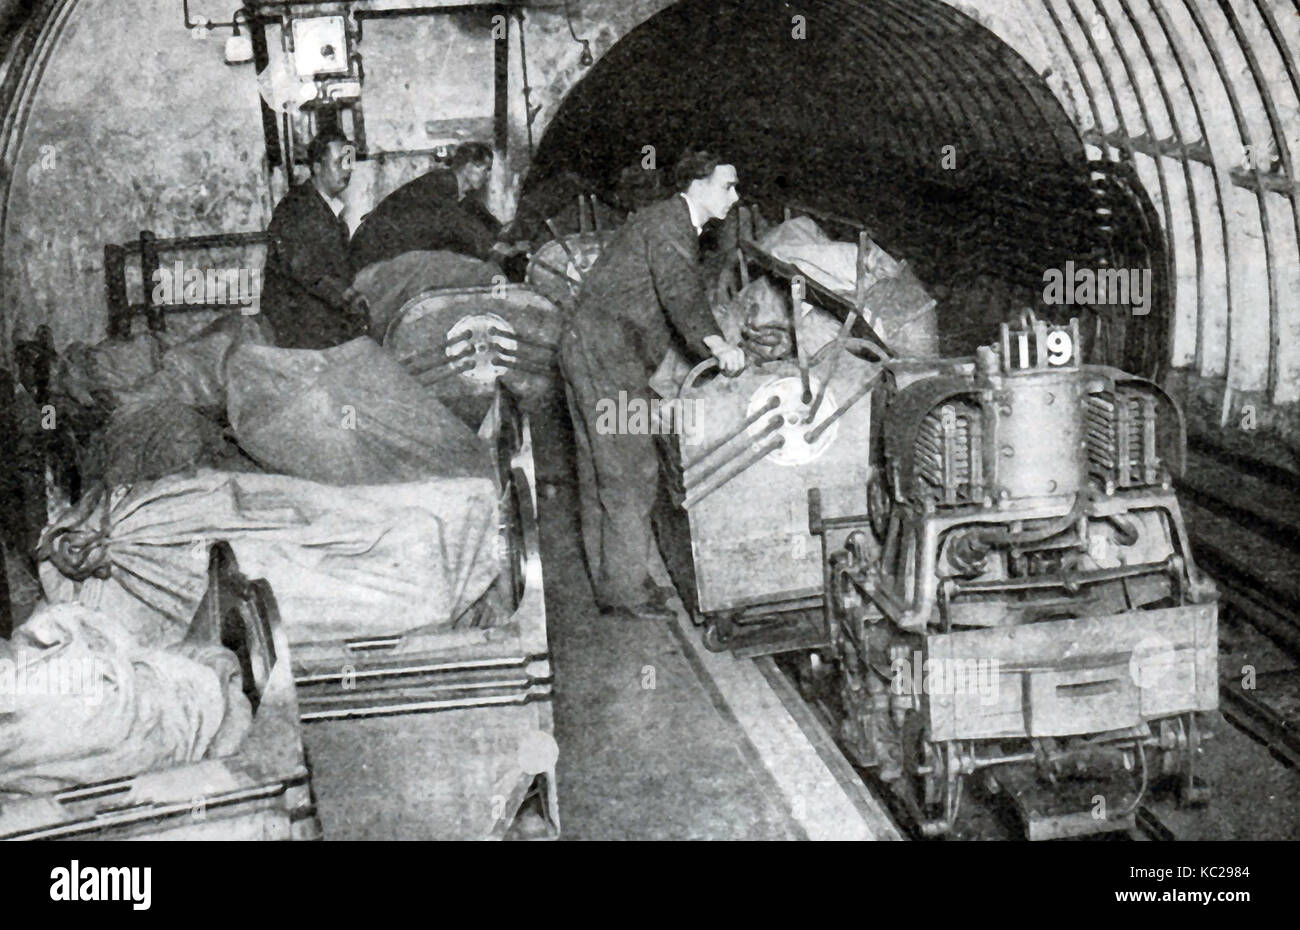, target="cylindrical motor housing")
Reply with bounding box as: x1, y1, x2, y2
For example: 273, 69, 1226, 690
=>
990, 370, 1088, 500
